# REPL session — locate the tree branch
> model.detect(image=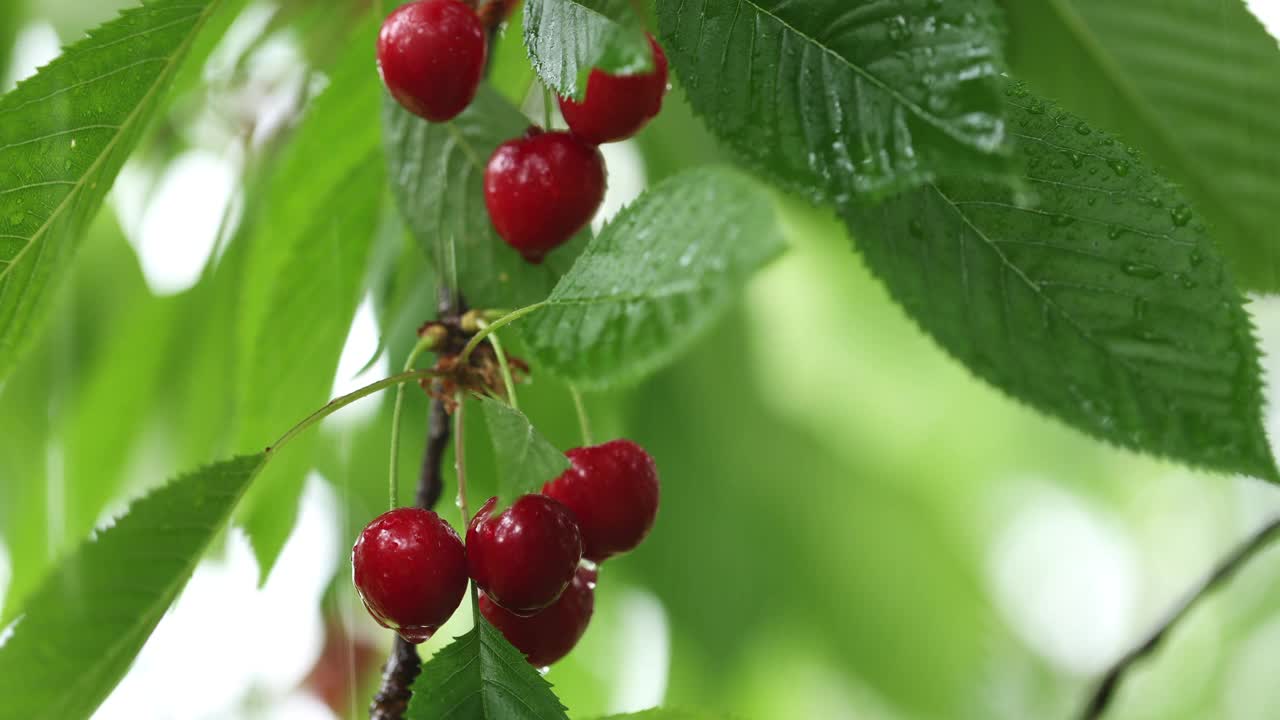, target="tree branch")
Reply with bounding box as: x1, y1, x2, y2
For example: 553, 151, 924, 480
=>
1081, 513, 1280, 719
369, 288, 465, 720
